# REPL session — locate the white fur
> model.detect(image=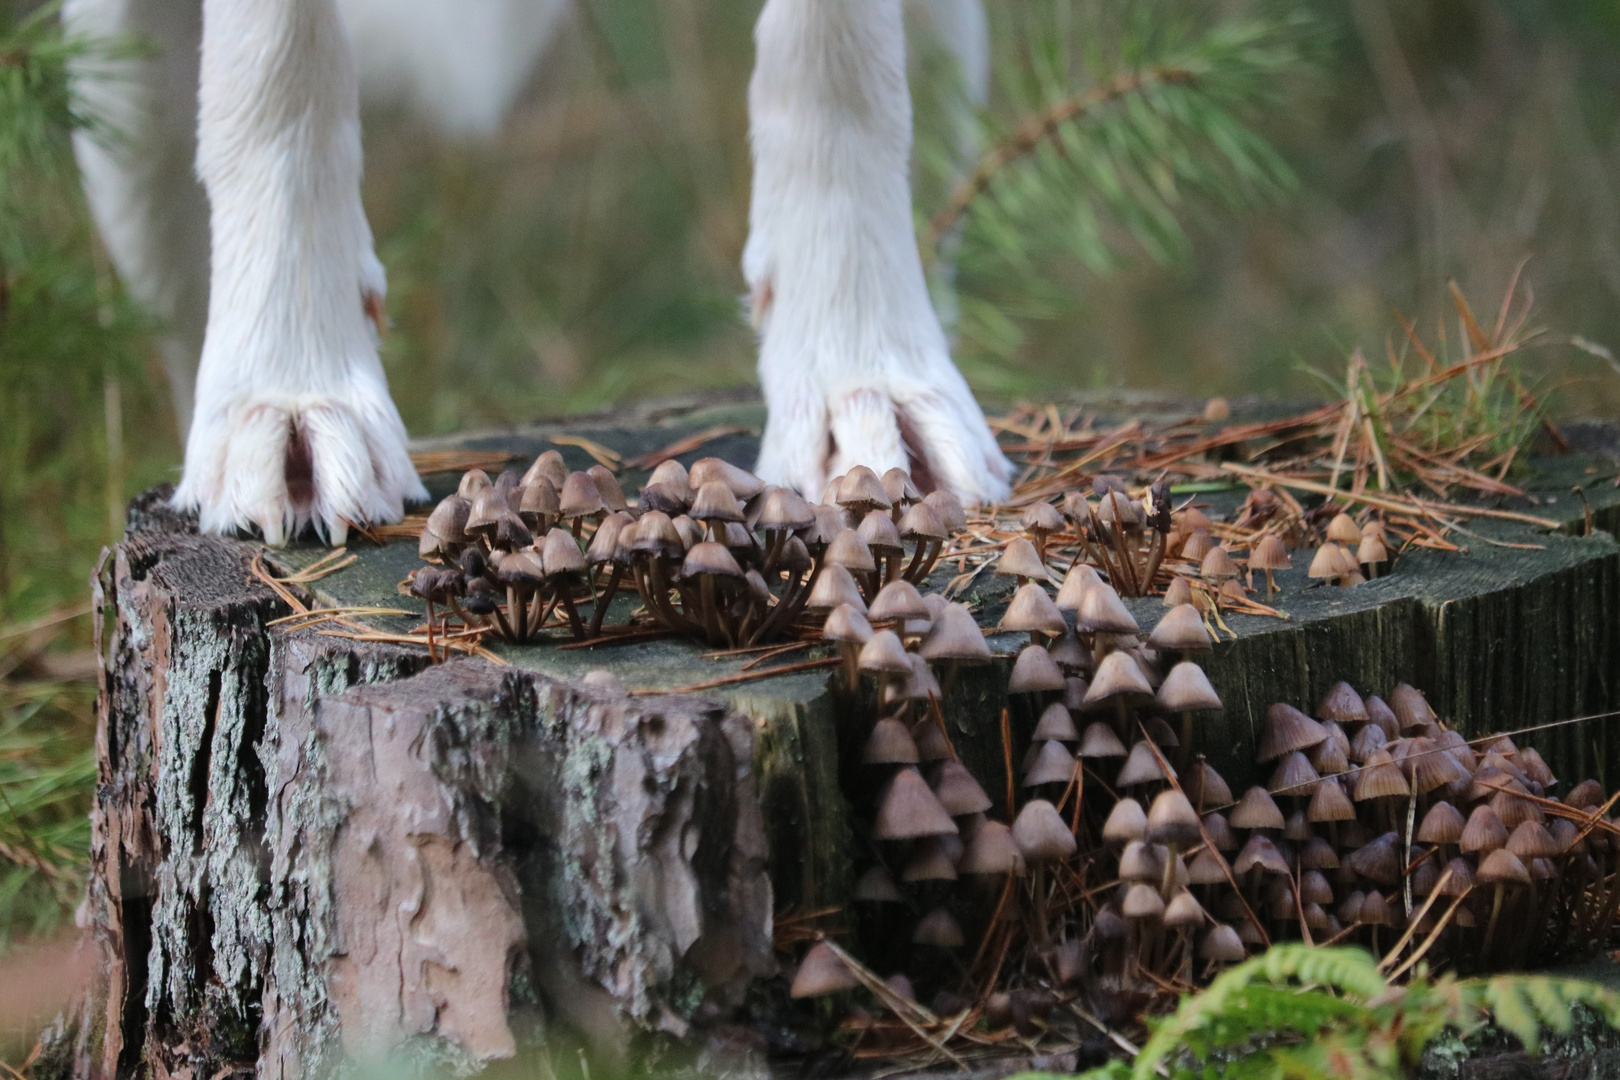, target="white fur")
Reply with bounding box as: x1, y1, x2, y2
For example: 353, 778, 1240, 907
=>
63, 0, 210, 432
336, 0, 568, 136
745, 0, 1011, 504
172, 0, 425, 545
